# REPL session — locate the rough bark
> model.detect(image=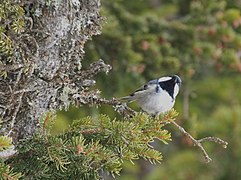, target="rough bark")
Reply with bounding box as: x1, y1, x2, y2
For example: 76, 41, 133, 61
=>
0, 0, 110, 142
